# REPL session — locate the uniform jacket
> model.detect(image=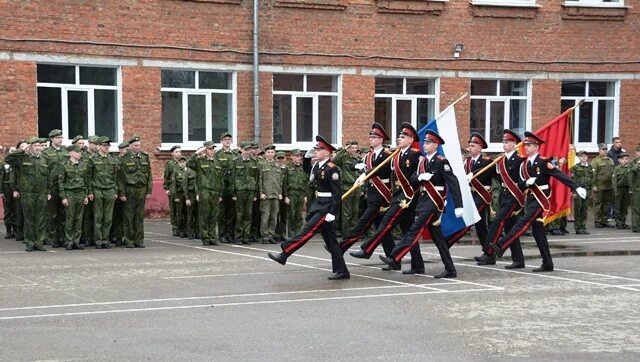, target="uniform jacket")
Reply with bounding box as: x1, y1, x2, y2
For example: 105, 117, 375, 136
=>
519, 154, 579, 202
308, 159, 341, 216
59, 159, 91, 198
411, 154, 463, 210
88, 152, 118, 192
187, 155, 224, 194
364, 148, 392, 205
389, 147, 420, 202
5, 150, 52, 195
